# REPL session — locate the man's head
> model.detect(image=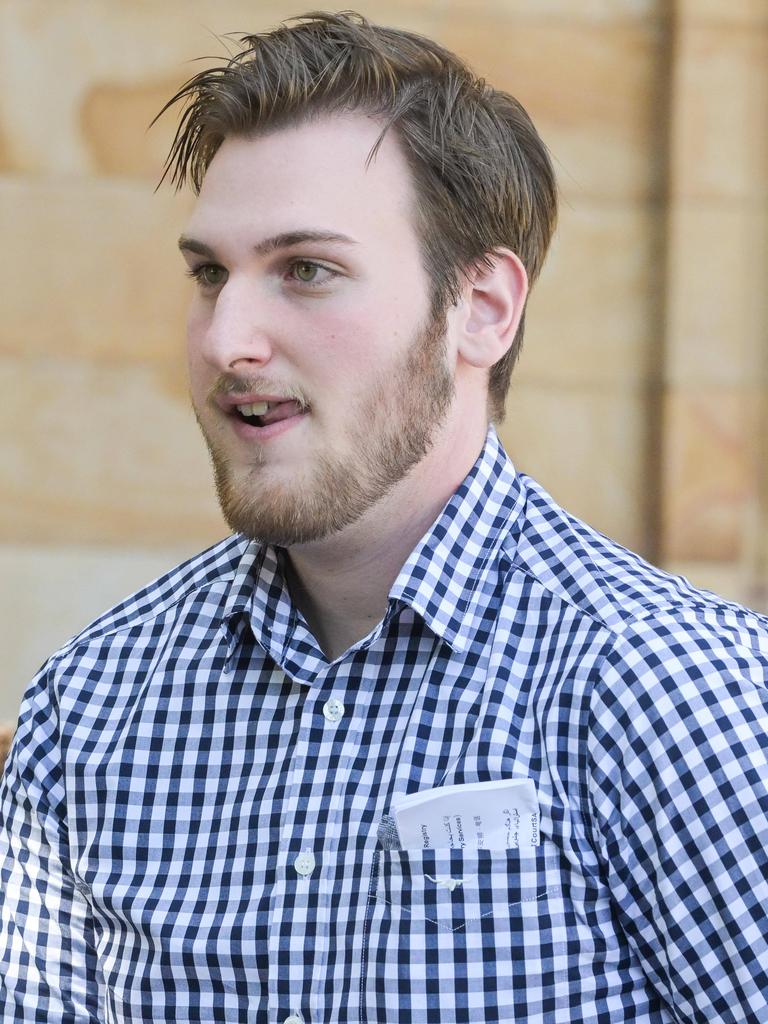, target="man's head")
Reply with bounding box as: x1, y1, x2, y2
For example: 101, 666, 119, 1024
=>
159, 10, 557, 422
178, 113, 457, 547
